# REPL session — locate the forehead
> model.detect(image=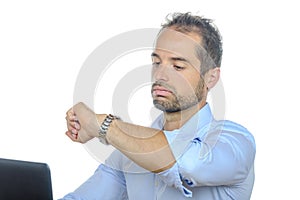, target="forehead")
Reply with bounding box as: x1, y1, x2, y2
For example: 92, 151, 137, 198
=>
153, 28, 202, 66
